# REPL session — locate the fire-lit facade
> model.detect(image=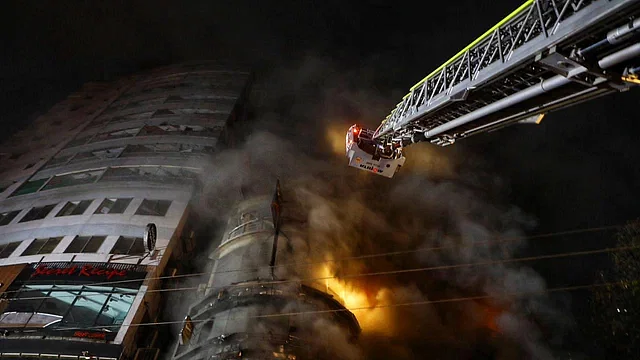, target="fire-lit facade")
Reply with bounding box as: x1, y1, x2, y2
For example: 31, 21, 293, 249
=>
171, 193, 360, 360
0, 62, 252, 359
